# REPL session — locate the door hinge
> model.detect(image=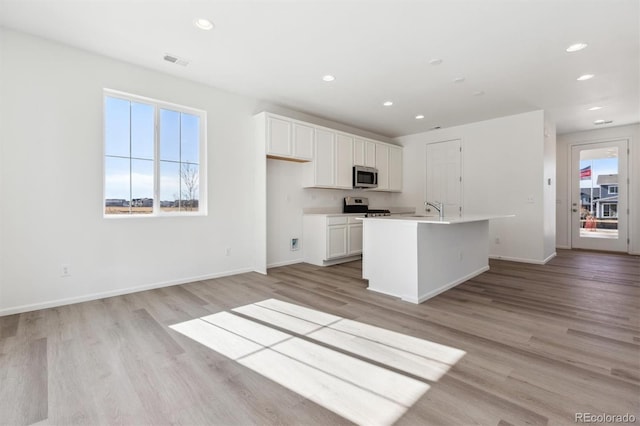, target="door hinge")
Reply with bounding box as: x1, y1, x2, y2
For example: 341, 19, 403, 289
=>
459, 176, 462, 182
459, 147, 462, 152
628, 238, 630, 245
